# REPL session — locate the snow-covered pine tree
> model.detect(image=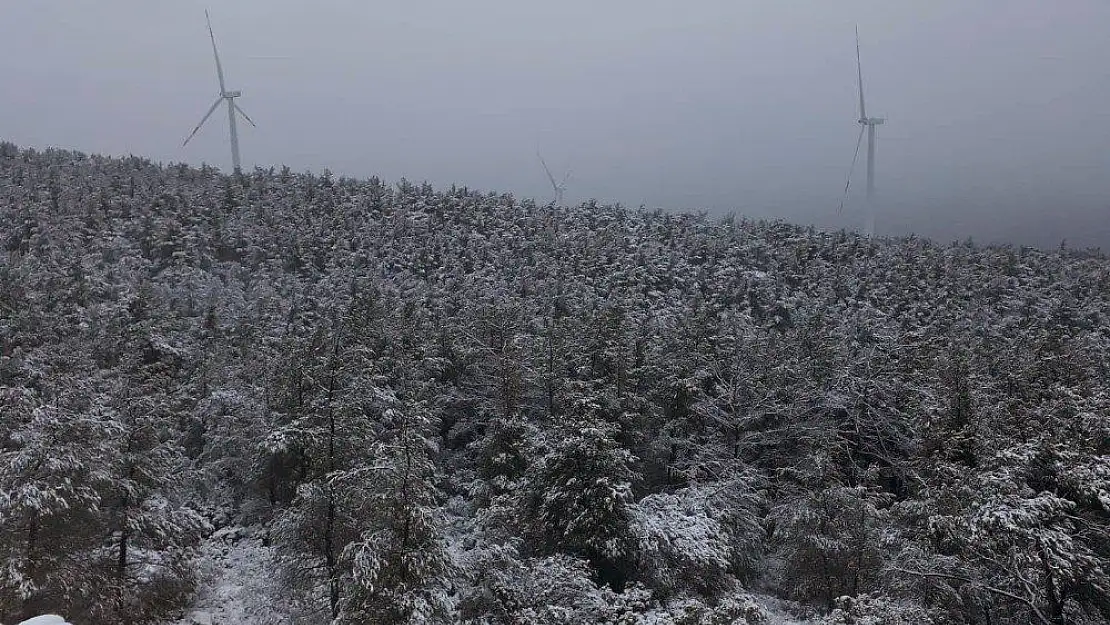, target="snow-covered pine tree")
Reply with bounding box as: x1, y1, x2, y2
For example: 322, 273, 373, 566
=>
517, 386, 639, 591
0, 384, 117, 622
341, 395, 451, 624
